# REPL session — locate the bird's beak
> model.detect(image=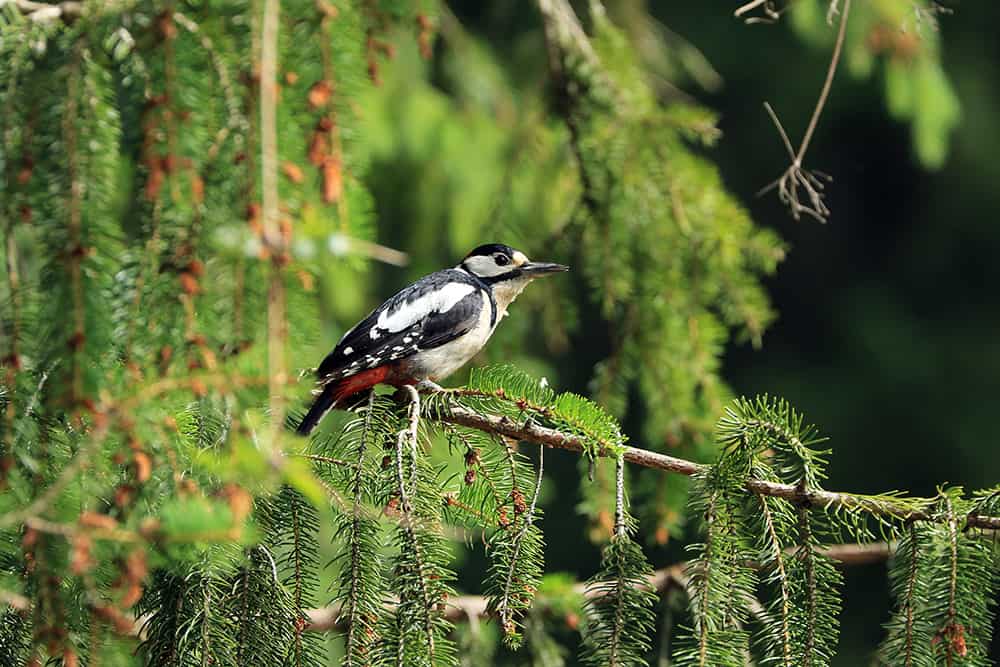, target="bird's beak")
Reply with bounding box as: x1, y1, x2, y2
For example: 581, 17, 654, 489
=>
521, 261, 569, 276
